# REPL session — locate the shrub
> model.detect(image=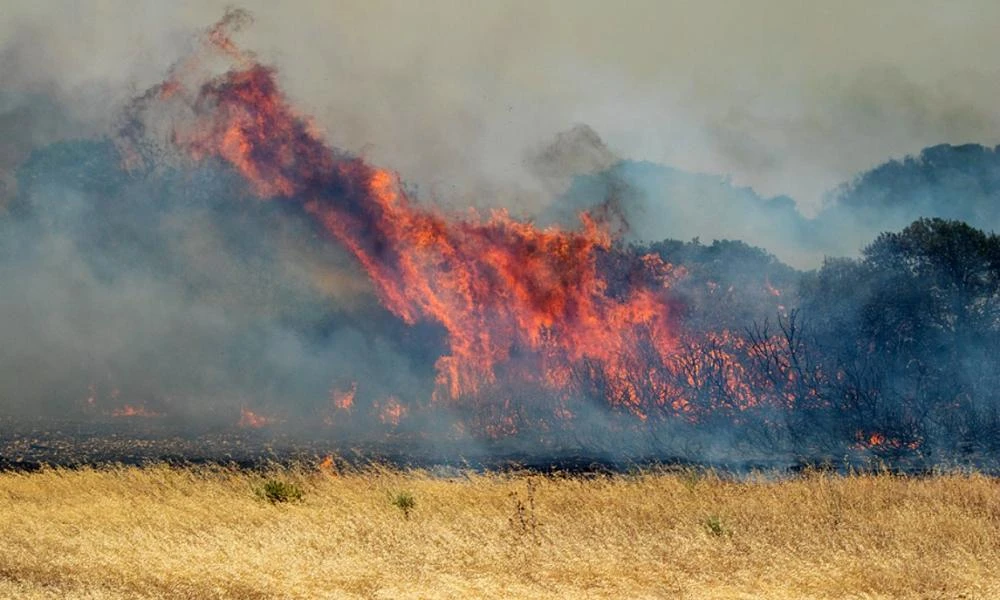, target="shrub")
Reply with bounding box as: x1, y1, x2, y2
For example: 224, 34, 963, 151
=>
258, 479, 305, 504
703, 514, 729, 537
392, 490, 416, 519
